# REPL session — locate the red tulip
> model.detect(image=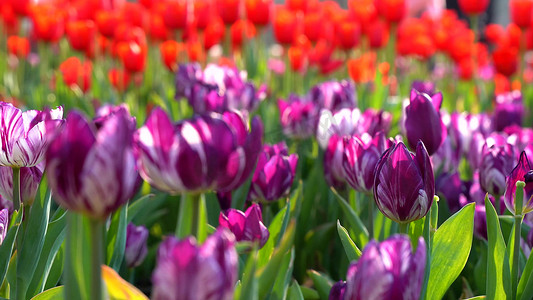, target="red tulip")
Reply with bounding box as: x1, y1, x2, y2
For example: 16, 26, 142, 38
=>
204, 17, 225, 50
118, 41, 147, 73
245, 0, 272, 26
273, 7, 298, 45
493, 46, 519, 78
217, 0, 241, 25
194, 0, 213, 30
67, 20, 96, 53
286, 0, 308, 13
7, 36, 30, 58
348, 0, 377, 31
32, 10, 64, 42
59, 57, 92, 93
231, 20, 256, 49
288, 46, 307, 72
95, 10, 121, 38
1, 4, 19, 35
148, 13, 169, 41
120, 2, 146, 28
8, 0, 30, 16
335, 18, 361, 50
376, 0, 406, 23
458, 0, 489, 15
162, 0, 190, 31
159, 40, 184, 71
511, 0, 533, 28
108, 68, 131, 91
